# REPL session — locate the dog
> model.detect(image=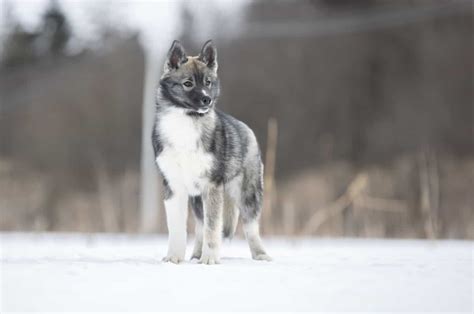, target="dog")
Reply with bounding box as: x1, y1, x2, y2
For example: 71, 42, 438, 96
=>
152, 40, 271, 264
